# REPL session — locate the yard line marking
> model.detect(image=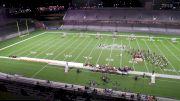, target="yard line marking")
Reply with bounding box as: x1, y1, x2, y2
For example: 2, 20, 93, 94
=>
63, 36, 89, 61
31, 36, 79, 78
153, 42, 179, 75
107, 38, 115, 65
31, 65, 48, 78
88, 34, 180, 40
47, 31, 180, 40
143, 39, 164, 73
26, 37, 59, 57
96, 38, 108, 65
135, 38, 149, 72
0, 32, 46, 51
73, 39, 94, 61
128, 37, 135, 71
166, 40, 180, 53
120, 40, 123, 68
16, 33, 69, 57
84, 38, 100, 64
6, 36, 46, 56
11, 34, 56, 57
43, 36, 79, 59
160, 41, 180, 62
32, 36, 65, 58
